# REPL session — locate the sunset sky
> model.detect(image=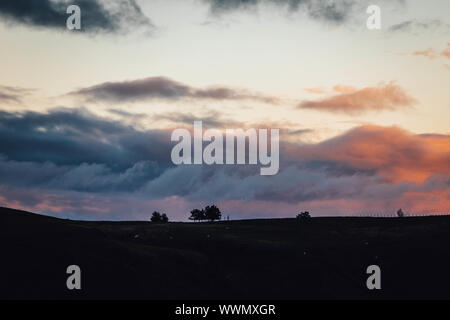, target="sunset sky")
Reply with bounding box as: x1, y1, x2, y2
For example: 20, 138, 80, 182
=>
0, 0, 449, 220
